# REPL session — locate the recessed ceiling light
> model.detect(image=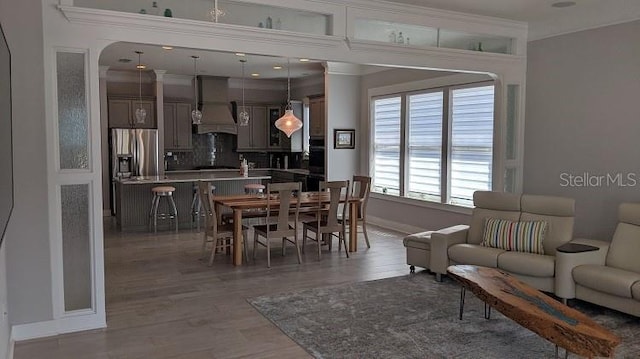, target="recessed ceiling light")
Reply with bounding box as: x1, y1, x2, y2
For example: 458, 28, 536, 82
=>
235, 53, 246, 57
273, 65, 283, 70
161, 46, 173, 50
299, 58, 310, 62
251, 73, 260, 77
551, 1, 576, 8
136, 64, 146, 69
118, 58, 131, 63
